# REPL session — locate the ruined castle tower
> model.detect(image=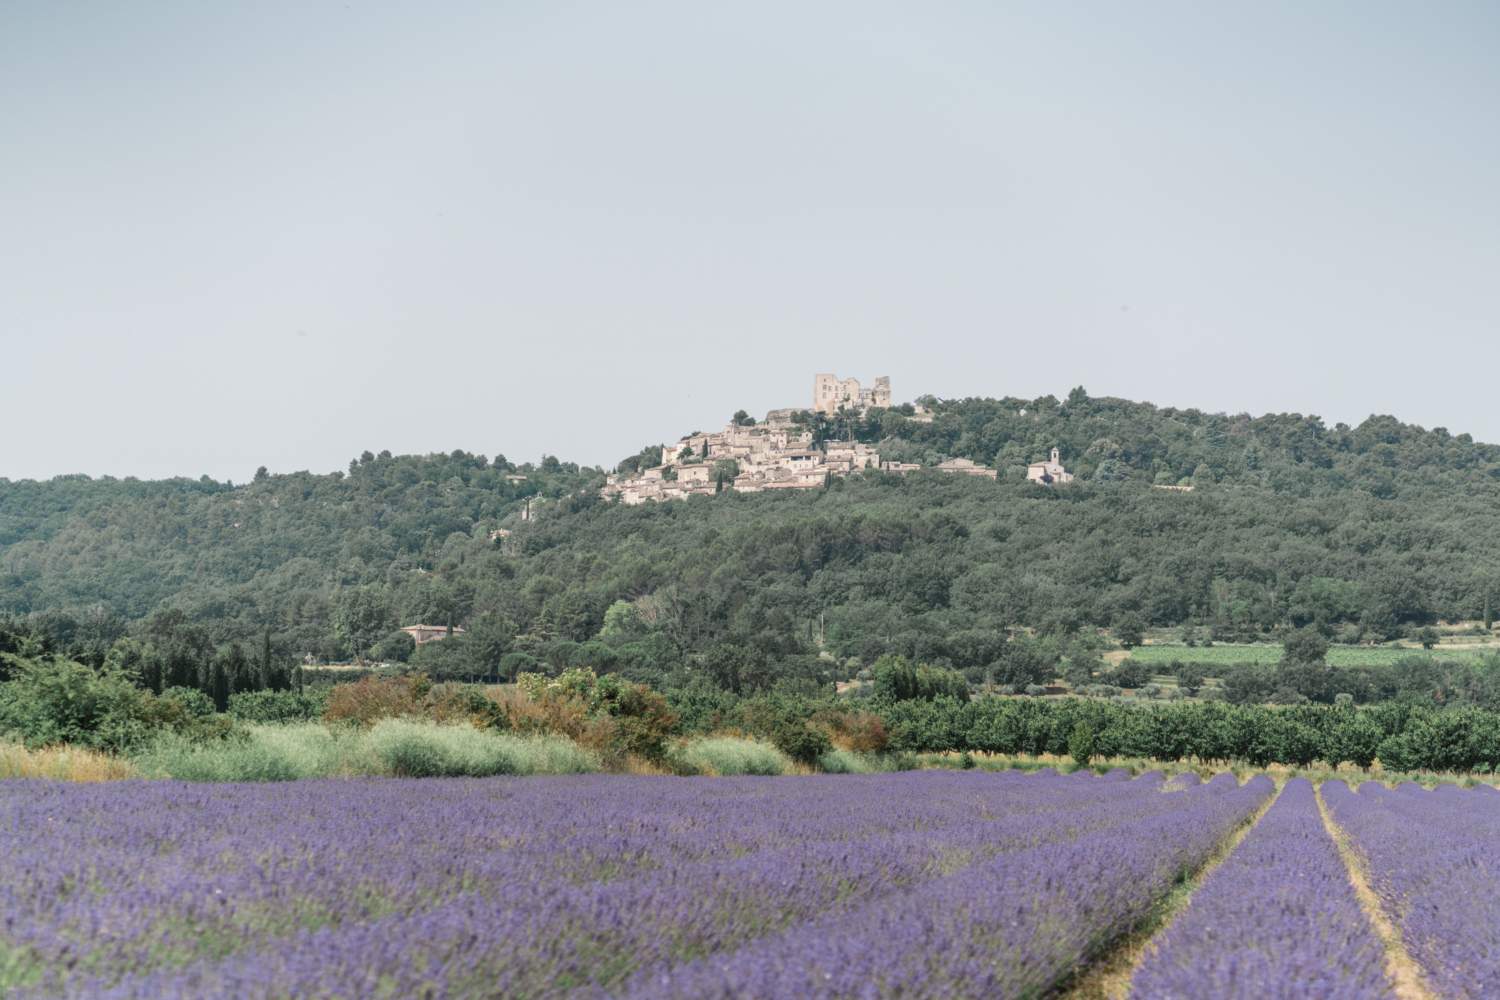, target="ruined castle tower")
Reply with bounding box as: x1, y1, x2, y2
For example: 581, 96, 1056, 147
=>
814, 374, 891, 414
